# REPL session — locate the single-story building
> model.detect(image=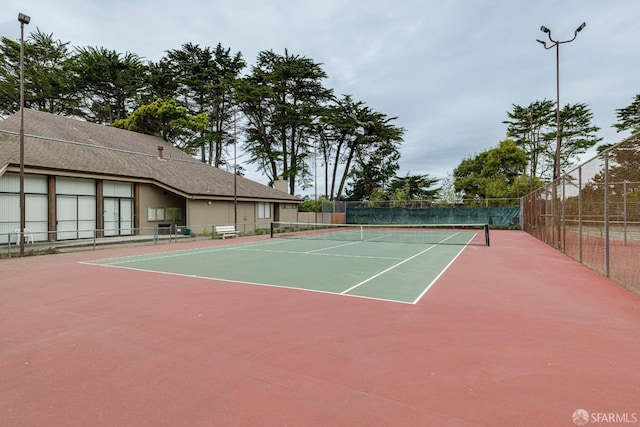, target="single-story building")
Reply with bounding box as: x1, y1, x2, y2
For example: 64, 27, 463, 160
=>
0, 109, 301, 244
